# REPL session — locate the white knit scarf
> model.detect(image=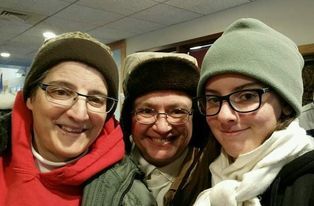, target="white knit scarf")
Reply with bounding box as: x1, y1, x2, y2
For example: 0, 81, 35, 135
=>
194, 120, 314, 206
